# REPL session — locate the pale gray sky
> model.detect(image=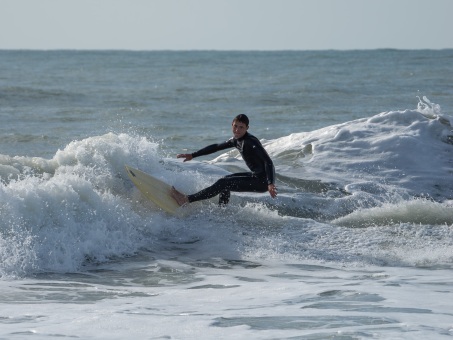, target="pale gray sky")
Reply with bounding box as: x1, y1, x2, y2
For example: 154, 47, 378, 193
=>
1, 0, 452, 50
